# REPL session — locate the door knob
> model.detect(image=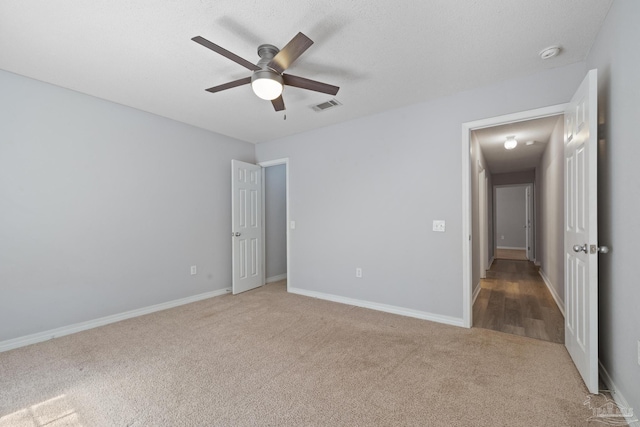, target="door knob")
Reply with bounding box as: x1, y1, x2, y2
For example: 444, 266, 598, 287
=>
573, 244, 588, 253
234, 232, 241, 237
